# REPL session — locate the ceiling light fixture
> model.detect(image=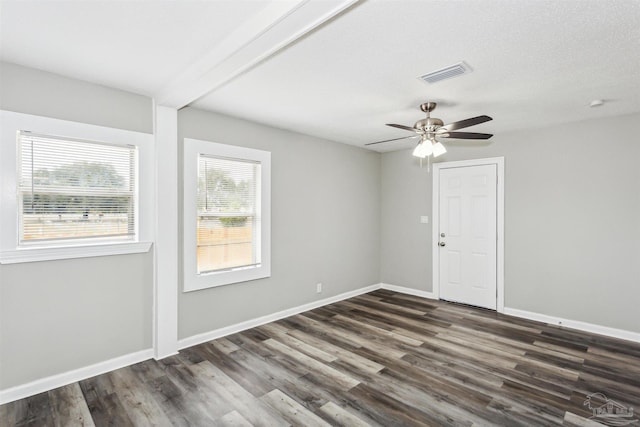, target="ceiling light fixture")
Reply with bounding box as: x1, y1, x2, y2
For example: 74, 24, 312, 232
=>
412, 135, 433, 158
369, 101, 490, 162
590, 99, 604, 108
432, 139, 447, 157
412, 136, 446, 159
